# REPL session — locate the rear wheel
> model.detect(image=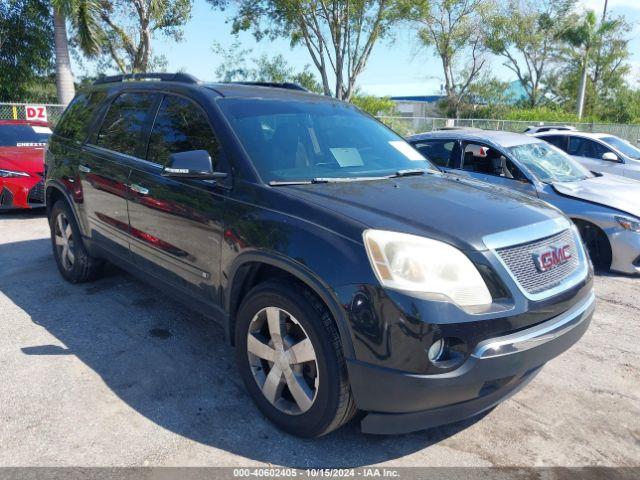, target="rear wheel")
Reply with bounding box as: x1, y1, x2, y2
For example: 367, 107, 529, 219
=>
235, 282, 356, 437
575, 220, 612, 272
50, 200, 103, 283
